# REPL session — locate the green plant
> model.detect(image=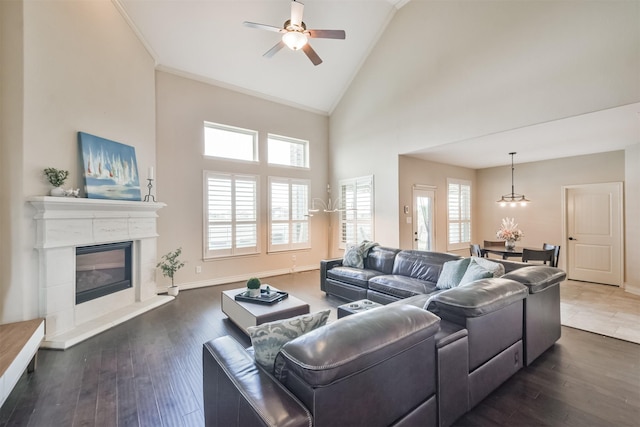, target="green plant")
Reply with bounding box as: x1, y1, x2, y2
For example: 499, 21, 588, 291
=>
43, 167, 69, 187
156, 248, 185, 287
246, 277, 261, 289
